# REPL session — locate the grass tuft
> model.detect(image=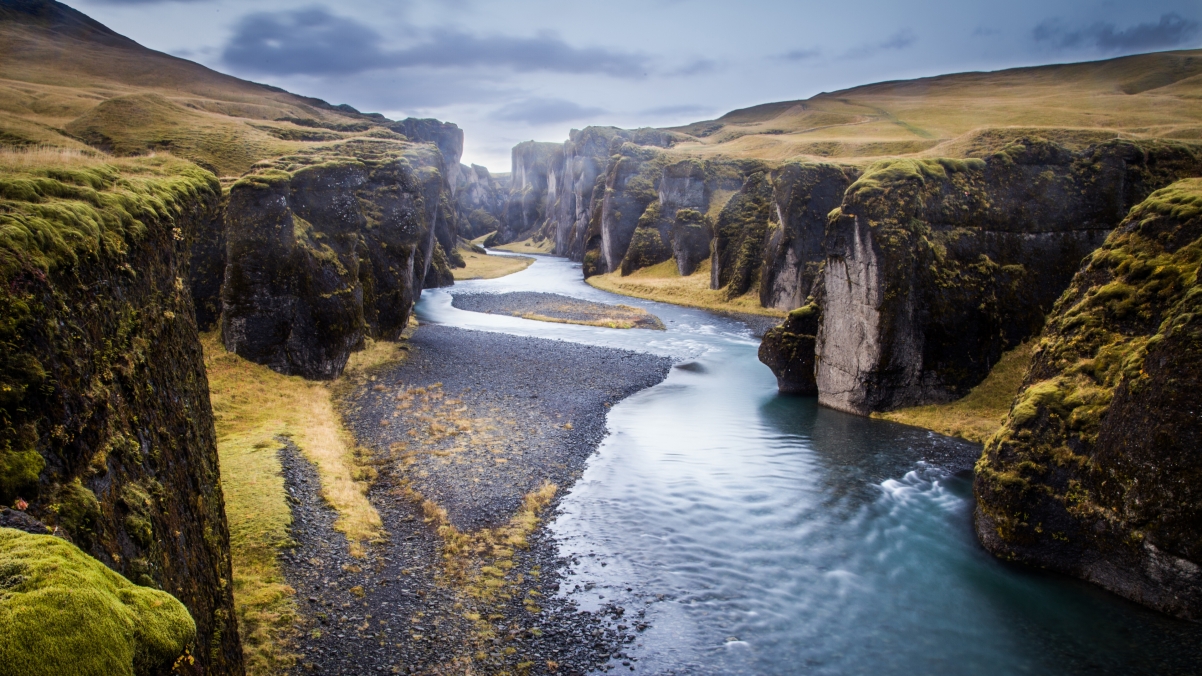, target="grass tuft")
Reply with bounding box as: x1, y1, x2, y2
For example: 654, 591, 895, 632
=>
875, 341, 1035, 443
